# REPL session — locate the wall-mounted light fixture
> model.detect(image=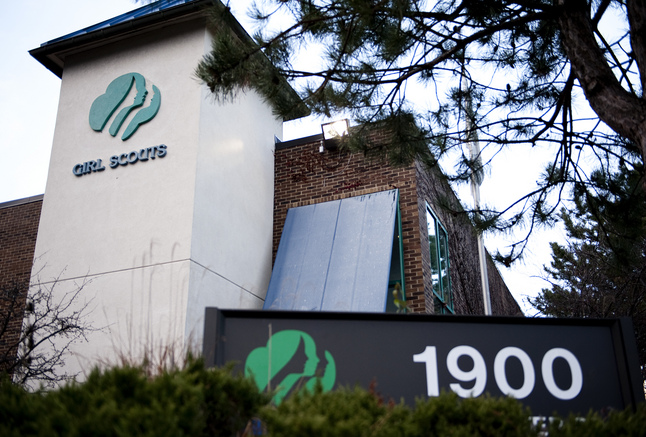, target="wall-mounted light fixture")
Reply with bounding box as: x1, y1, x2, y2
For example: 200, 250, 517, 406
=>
320, 119, 349, 152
